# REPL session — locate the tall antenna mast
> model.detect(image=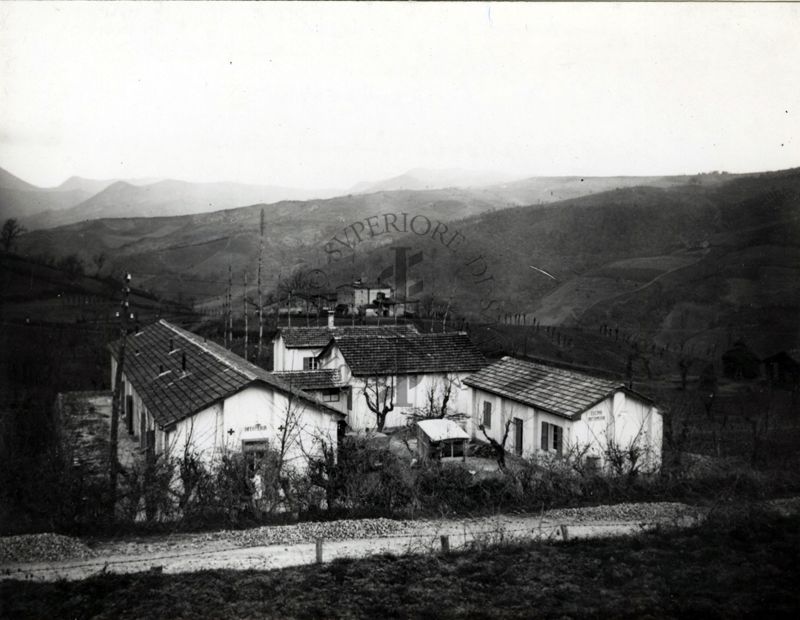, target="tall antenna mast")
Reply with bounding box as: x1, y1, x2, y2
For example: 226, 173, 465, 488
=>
257, 208, 265, 361
243, 271, 249, 360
